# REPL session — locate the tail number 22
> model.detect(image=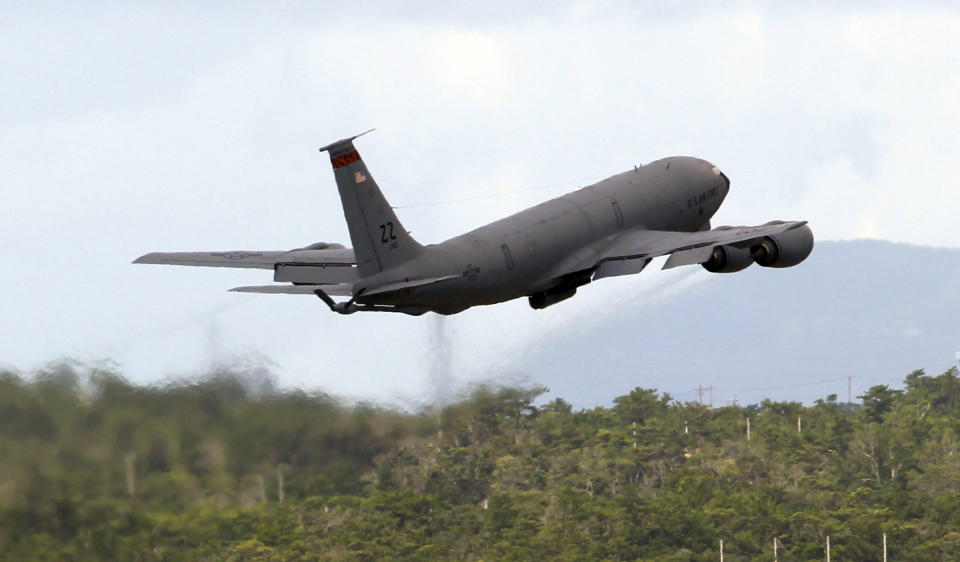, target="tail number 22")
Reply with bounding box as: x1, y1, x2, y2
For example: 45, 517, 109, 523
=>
379, 222, 397, 244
